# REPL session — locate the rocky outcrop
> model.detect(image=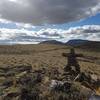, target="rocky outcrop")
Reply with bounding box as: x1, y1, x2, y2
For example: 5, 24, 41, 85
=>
0, 65, 100, 100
